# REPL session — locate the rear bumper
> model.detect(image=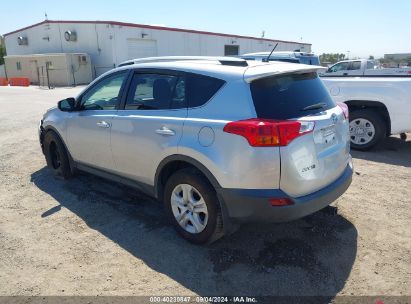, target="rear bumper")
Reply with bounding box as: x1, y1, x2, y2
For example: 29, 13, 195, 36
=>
217, 163, 353, 223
